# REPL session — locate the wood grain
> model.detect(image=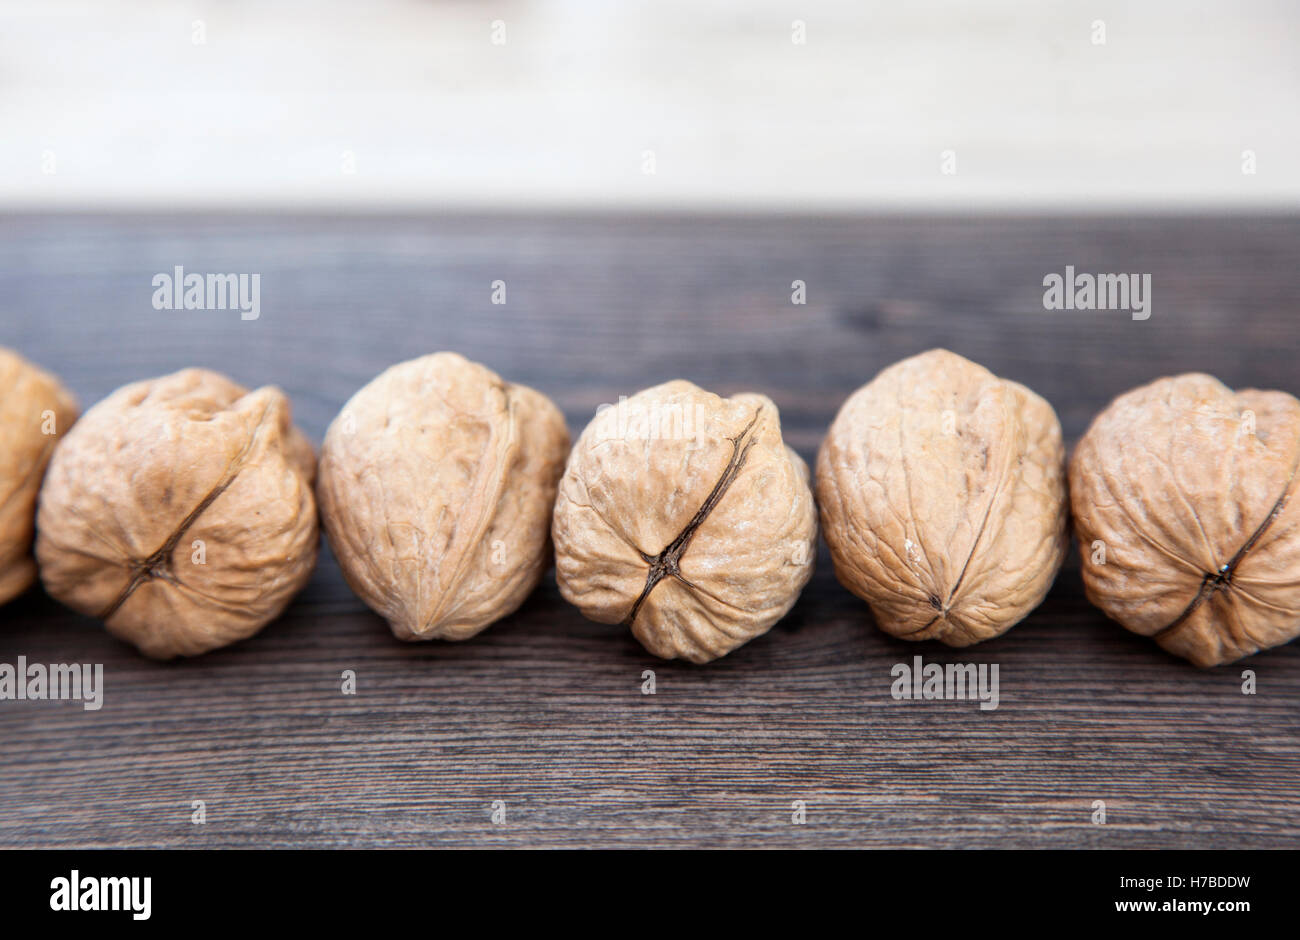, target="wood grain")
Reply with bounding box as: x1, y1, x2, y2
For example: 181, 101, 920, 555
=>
1, 213, 1298, 848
